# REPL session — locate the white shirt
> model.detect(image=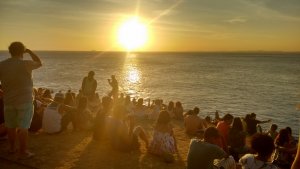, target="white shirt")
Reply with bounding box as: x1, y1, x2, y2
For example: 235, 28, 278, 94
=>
239, 154, 278, 169
42, 106, 62, 133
